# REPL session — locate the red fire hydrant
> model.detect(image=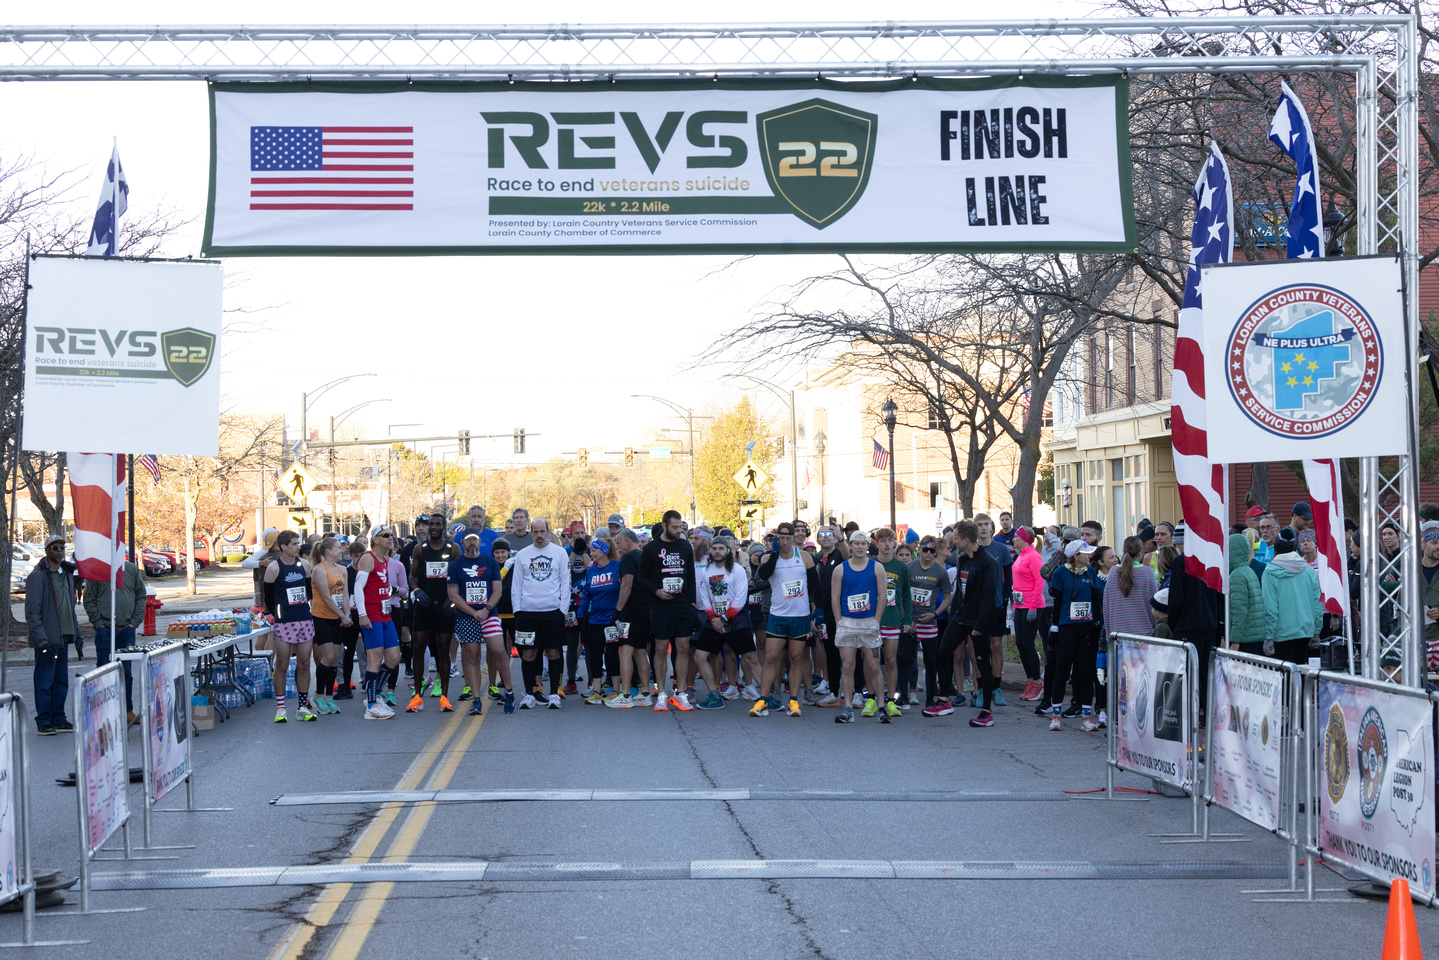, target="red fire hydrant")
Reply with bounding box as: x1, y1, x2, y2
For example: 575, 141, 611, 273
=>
143, 592, 164, 637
